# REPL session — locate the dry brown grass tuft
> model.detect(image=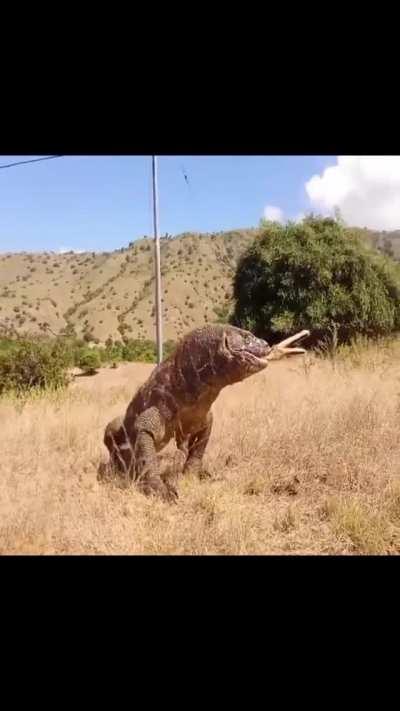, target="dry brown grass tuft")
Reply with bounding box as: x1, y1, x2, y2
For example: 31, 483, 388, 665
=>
2, 351, 400, 555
